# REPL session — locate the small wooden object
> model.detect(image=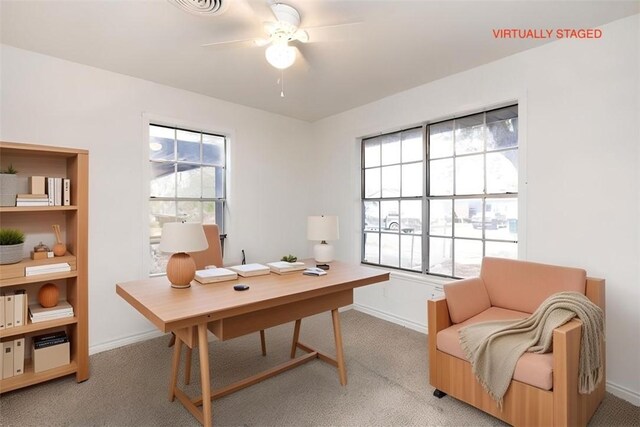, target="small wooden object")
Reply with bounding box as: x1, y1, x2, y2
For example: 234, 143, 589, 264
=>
32, 242, 53, 260
38, 282, 60, 308
52, 224, 67, 256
